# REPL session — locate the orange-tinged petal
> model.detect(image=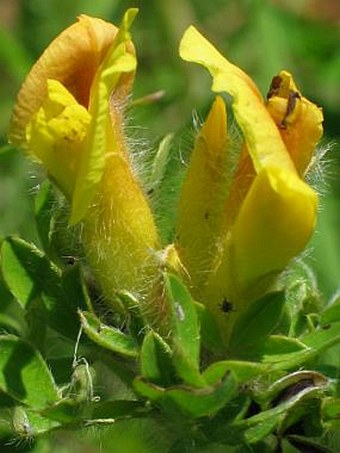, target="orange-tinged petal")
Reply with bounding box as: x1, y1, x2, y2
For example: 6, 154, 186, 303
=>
266, 71, 323, 175
179, 26, 296, 175
175, 96, 230, 295
9, 15, 120, 150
